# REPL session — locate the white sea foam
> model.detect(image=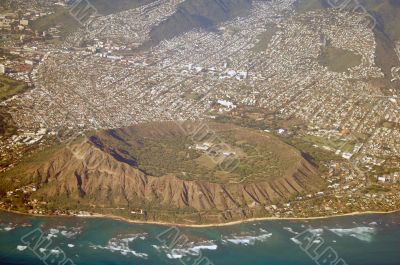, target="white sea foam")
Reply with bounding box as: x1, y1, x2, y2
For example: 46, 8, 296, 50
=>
90, 233, 148, 258
153, 240, 218, 259
283, 227, 299, 235
221, 229, 272, 246
0, 222, 17, 231
309, 228, 323, 236
290, 237, 302, 245
329, 227, 376, 242
61, 230, 80, 238
17, 245, 27, 251
45, 226, 82, 239
290, 227, 324, 245
1, 222, 31, 232
49, 228, 60, 234
45, 228, 60, 239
